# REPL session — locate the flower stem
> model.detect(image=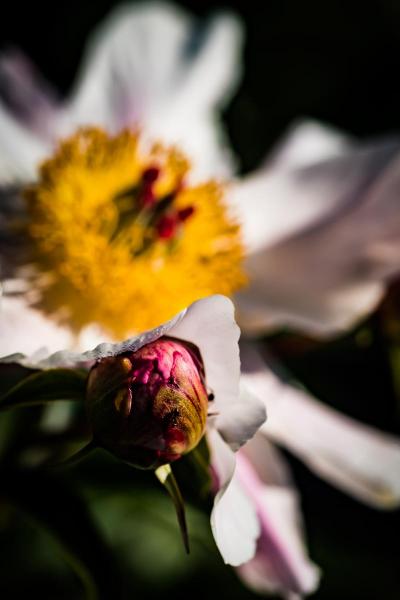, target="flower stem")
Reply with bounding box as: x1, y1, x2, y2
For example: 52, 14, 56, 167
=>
155, 463, 190, 554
